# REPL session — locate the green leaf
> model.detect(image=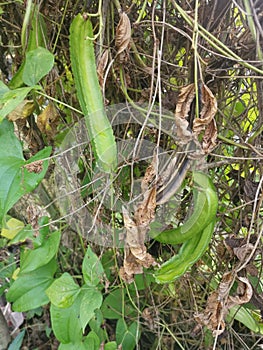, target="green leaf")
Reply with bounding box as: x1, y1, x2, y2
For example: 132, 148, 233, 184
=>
0, 120, 51, 224
6, 259, 57, 312
20, 230, 61, 273
116, 319, 139, 350
50, 293, 83, 344
0, 81, 10, 98
0, 86, 40, 121
0, 119, 23, 158
84, 331, 100, 349
82, 246, 104, 287
7, 330, 25, 350
46, 272, 80, 308
22, 47, 54, 86
58, 343, 87, 350
101, 288, 135, 320
104, 342, 117, 350
21, 146, 52, 193
79, 286, 103, 330
228, 305, 263, 334
89, 309, 107, 343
